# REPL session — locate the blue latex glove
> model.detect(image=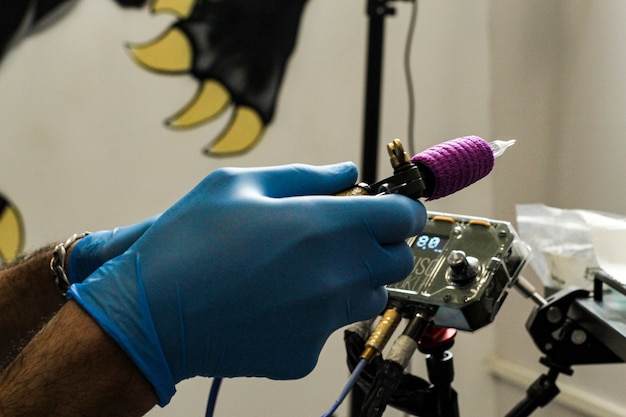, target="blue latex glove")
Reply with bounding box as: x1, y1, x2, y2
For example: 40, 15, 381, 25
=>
68, 163, 426, 406
67, 216, 158, 284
